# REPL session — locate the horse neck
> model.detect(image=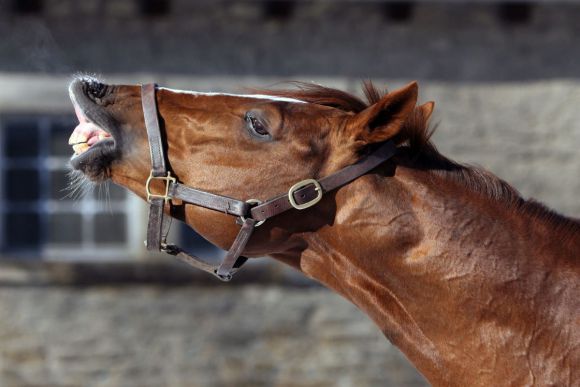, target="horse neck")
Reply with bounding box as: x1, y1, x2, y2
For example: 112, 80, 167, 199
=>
286, 164, 580, 386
